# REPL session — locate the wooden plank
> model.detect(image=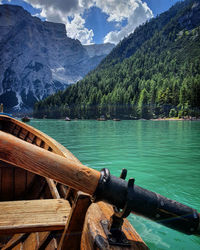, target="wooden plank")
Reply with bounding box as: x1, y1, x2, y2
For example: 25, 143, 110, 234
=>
23, 232, 51, 250
24, 176, 46, 200
27, 133, 35, 142
44, 143, 49, 150
2, 233, 27, 250
37, 232, 50, 248
26, 172, 35, 188
24, 175, 46, 200
16, 127, 22, 137
0, 199, 71, 235
81, 202, 149, 250
3, 122, 15, 134
58, 184, 68, 199
46, 238, 57, 250
46, 178, 60, 199
3, 213, 50, 249
35, 137, 41, 147
0, 166, 1, 195
13, 126, 20, 136
41, 184, 52, 199
14, 167, 27, 200
23, 233, 37, 250
12, 242, 23, 250
58, 192, 91, 250
1, 167, 13, 201
19, 129, 29, 140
